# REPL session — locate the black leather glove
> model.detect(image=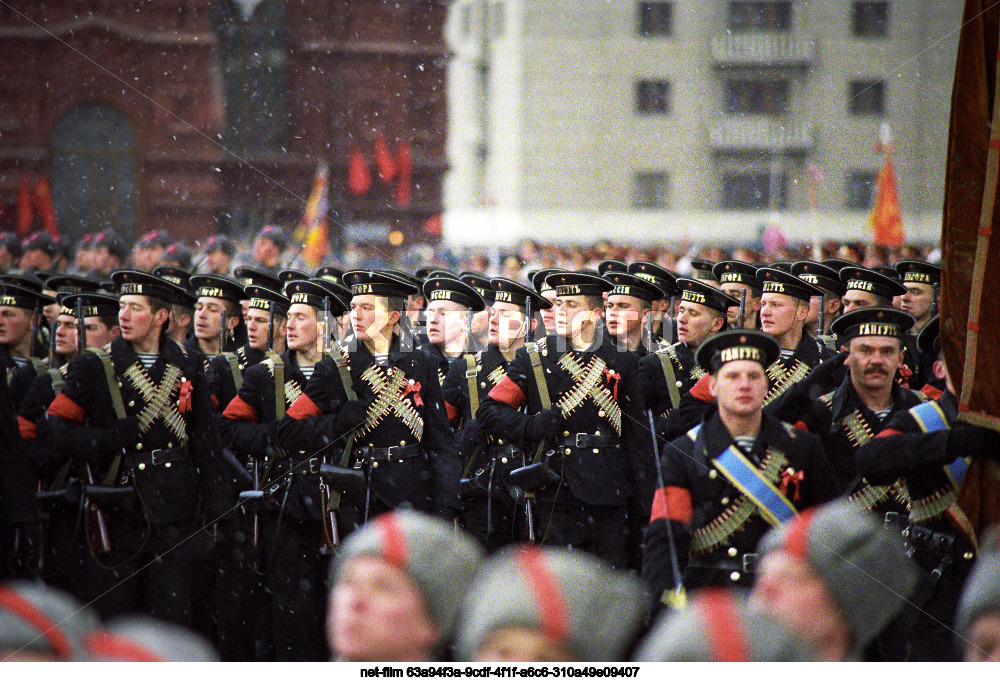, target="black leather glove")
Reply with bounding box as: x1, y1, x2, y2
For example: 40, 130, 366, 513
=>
947, 424, 1000, 464
333, 399, 369, 435
97, 416, 140, 456
459, 420, 486, 456
525, 409, 562, 442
